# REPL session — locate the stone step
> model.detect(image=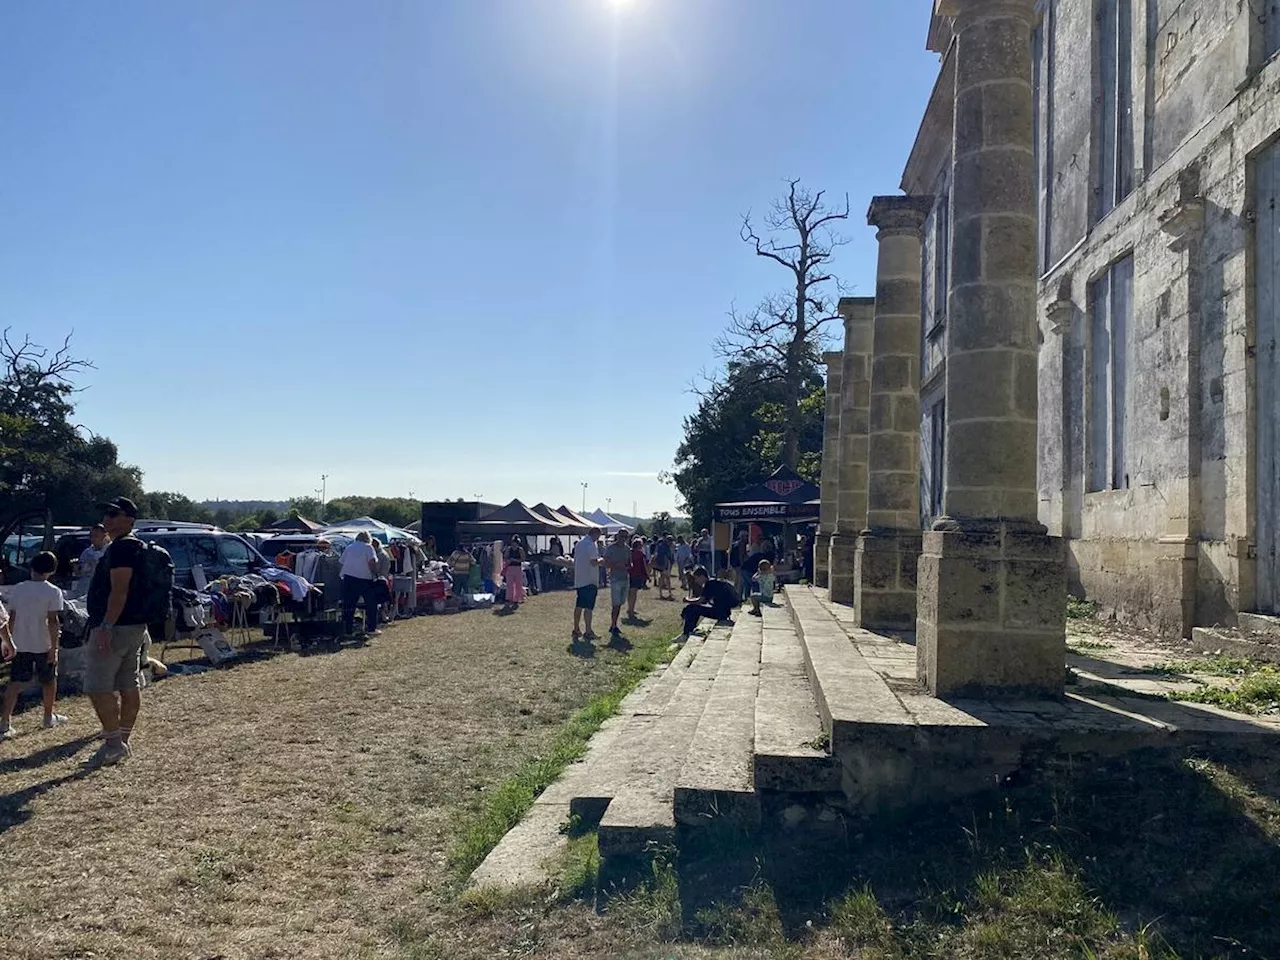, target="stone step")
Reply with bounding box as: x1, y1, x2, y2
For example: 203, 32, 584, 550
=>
594, 627, 731, 857
784, 587, 914, 754
1190, 626, 1280, 665
1239, 612, 1280, 638
471, 670, 668, 890
673, 616, 764, 829
567, 633, 727, 828
754, 615, 840, 794
633, 632, 708, 714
